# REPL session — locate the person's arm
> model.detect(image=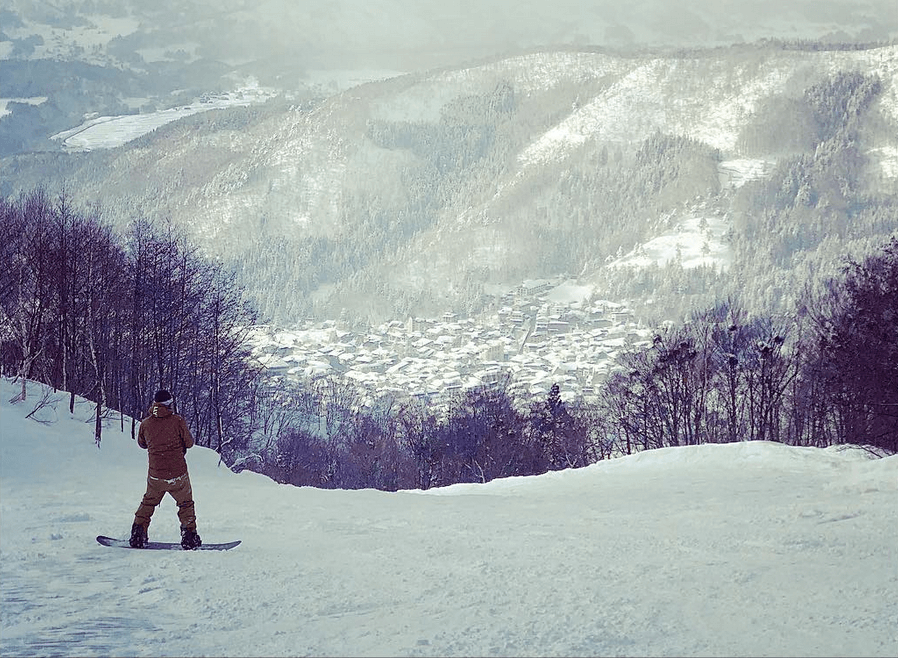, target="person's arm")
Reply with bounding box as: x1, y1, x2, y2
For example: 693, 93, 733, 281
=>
180, 417, 194, 450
